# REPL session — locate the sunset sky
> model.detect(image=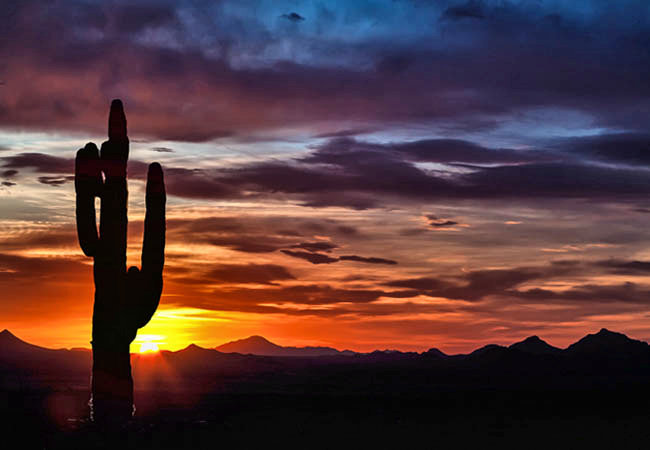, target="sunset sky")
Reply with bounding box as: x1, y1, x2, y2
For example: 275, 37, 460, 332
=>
2, 0, 650, 354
